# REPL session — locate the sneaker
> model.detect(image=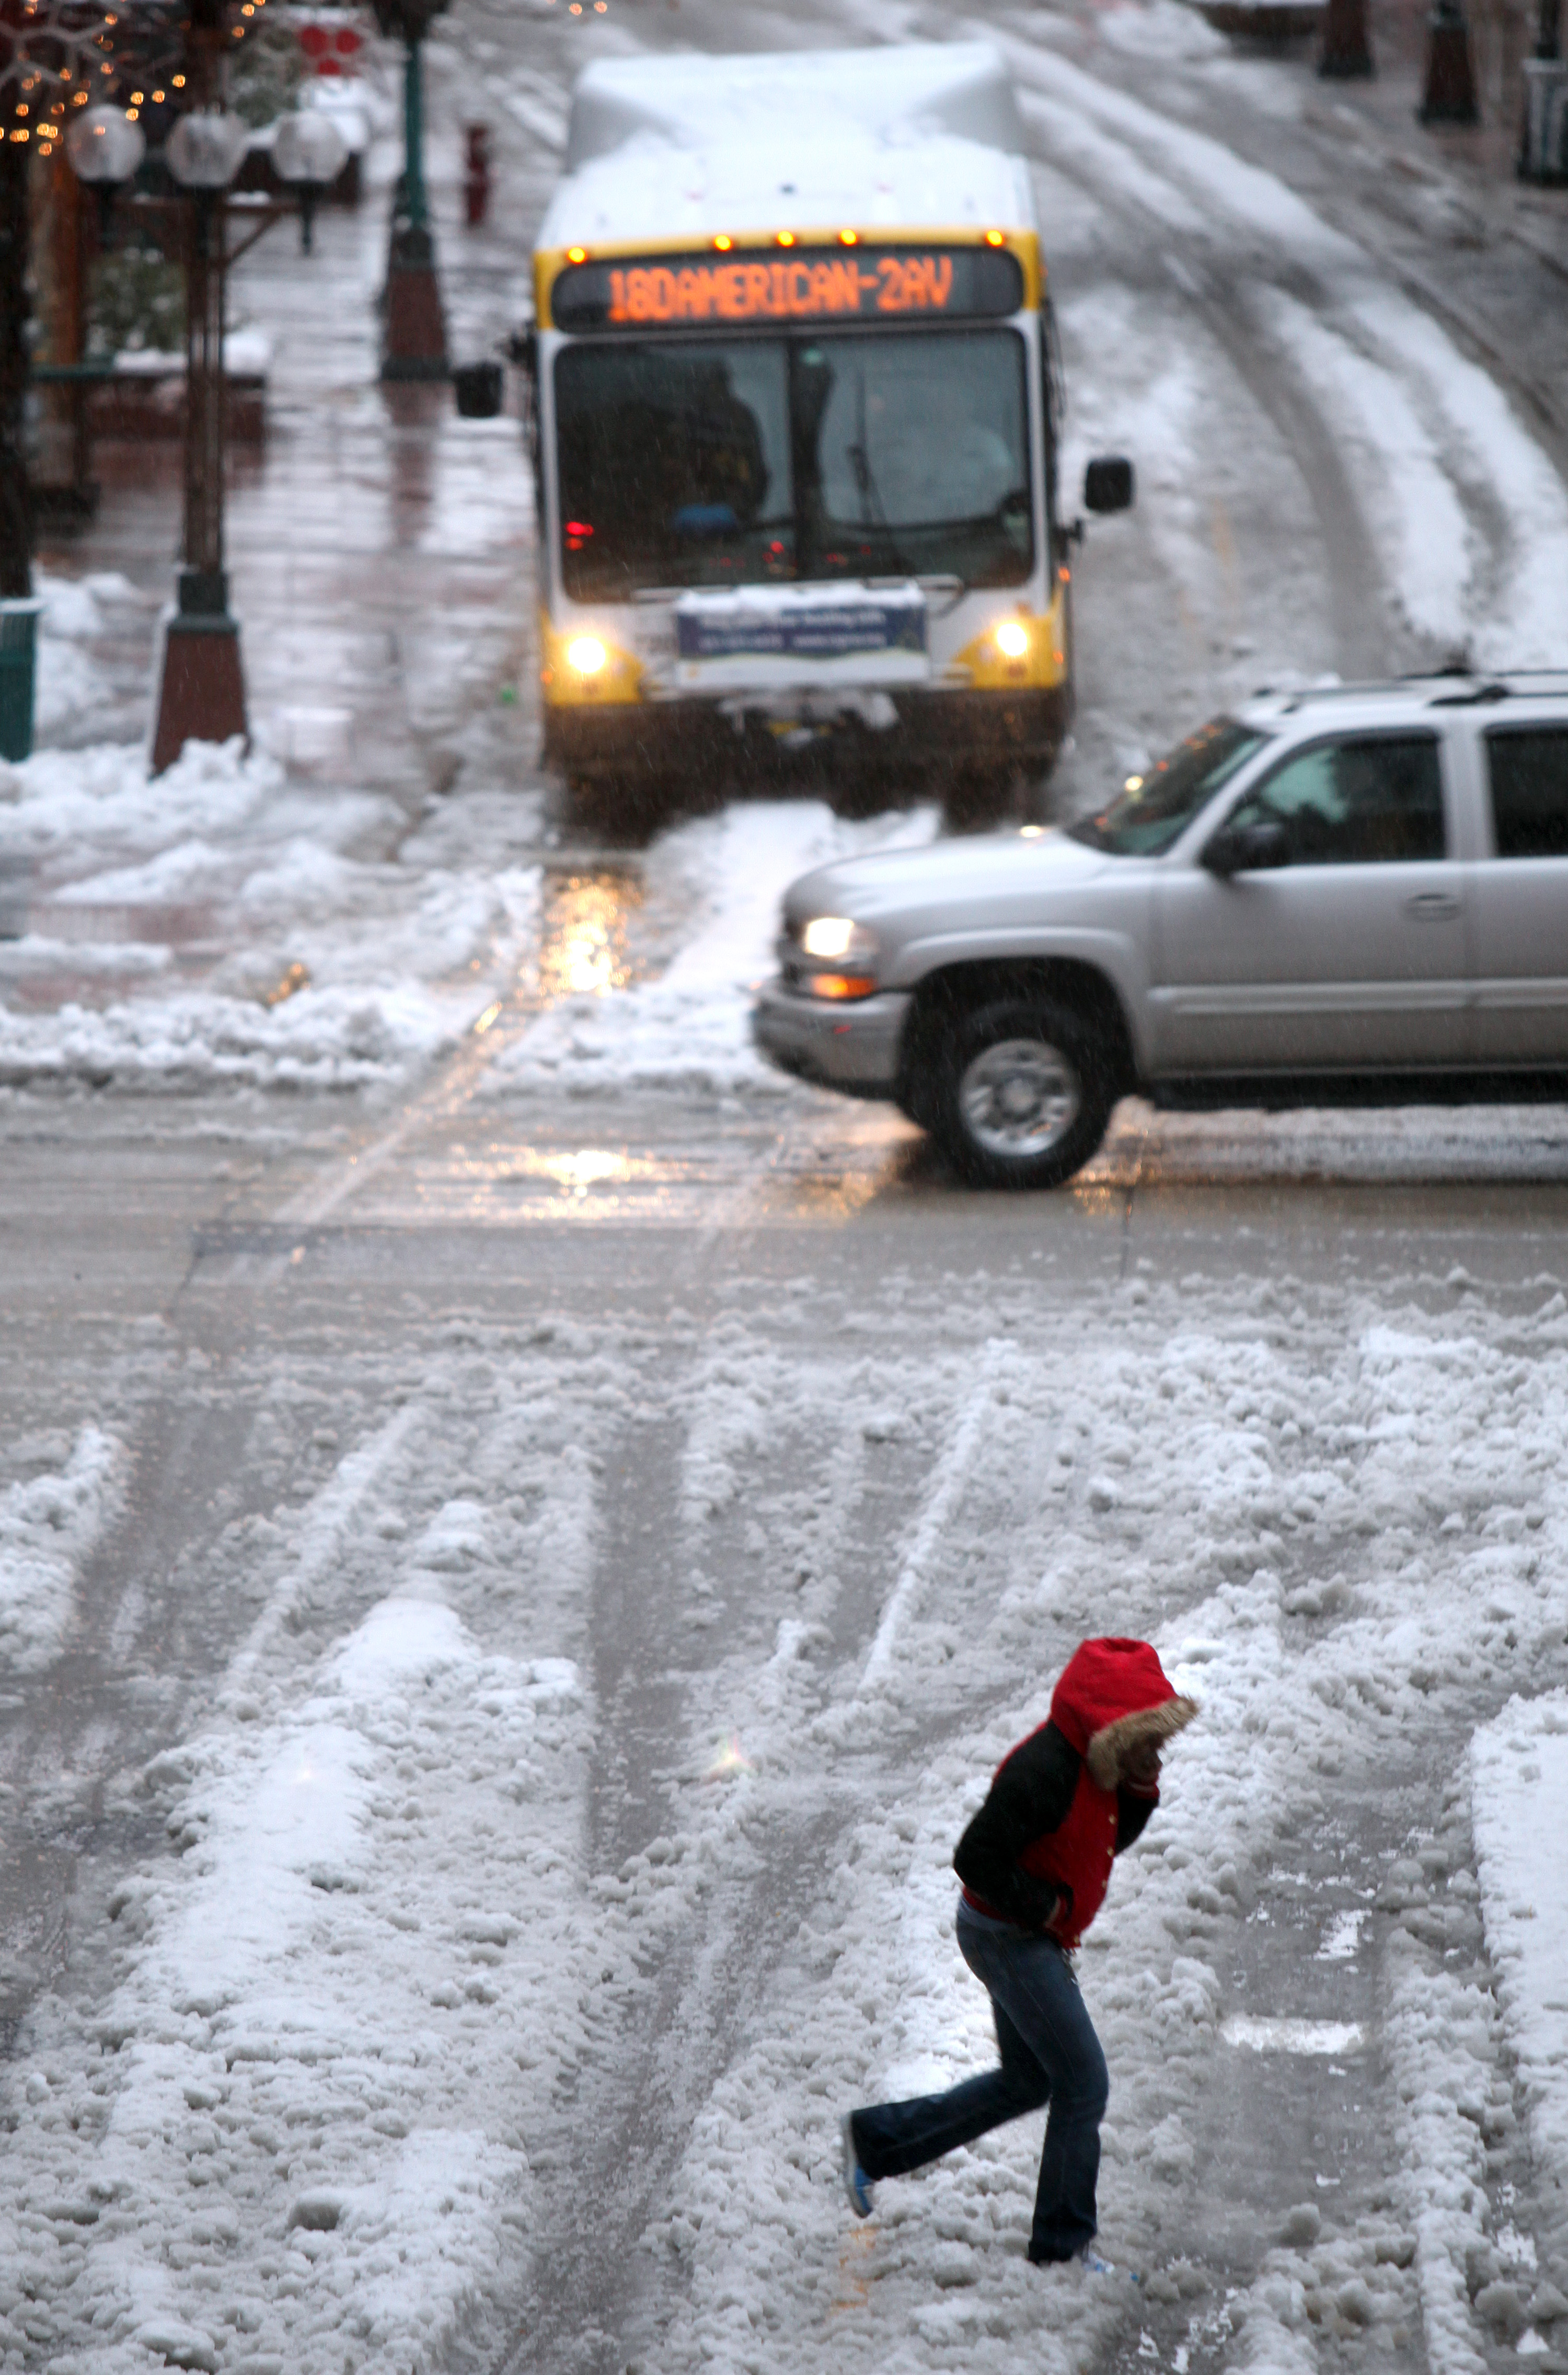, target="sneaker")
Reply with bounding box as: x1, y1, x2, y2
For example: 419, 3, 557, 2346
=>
1078, 2246, 1142, 2284
840, 2114, 873, 2219
1030, 2243, 1141, 2282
